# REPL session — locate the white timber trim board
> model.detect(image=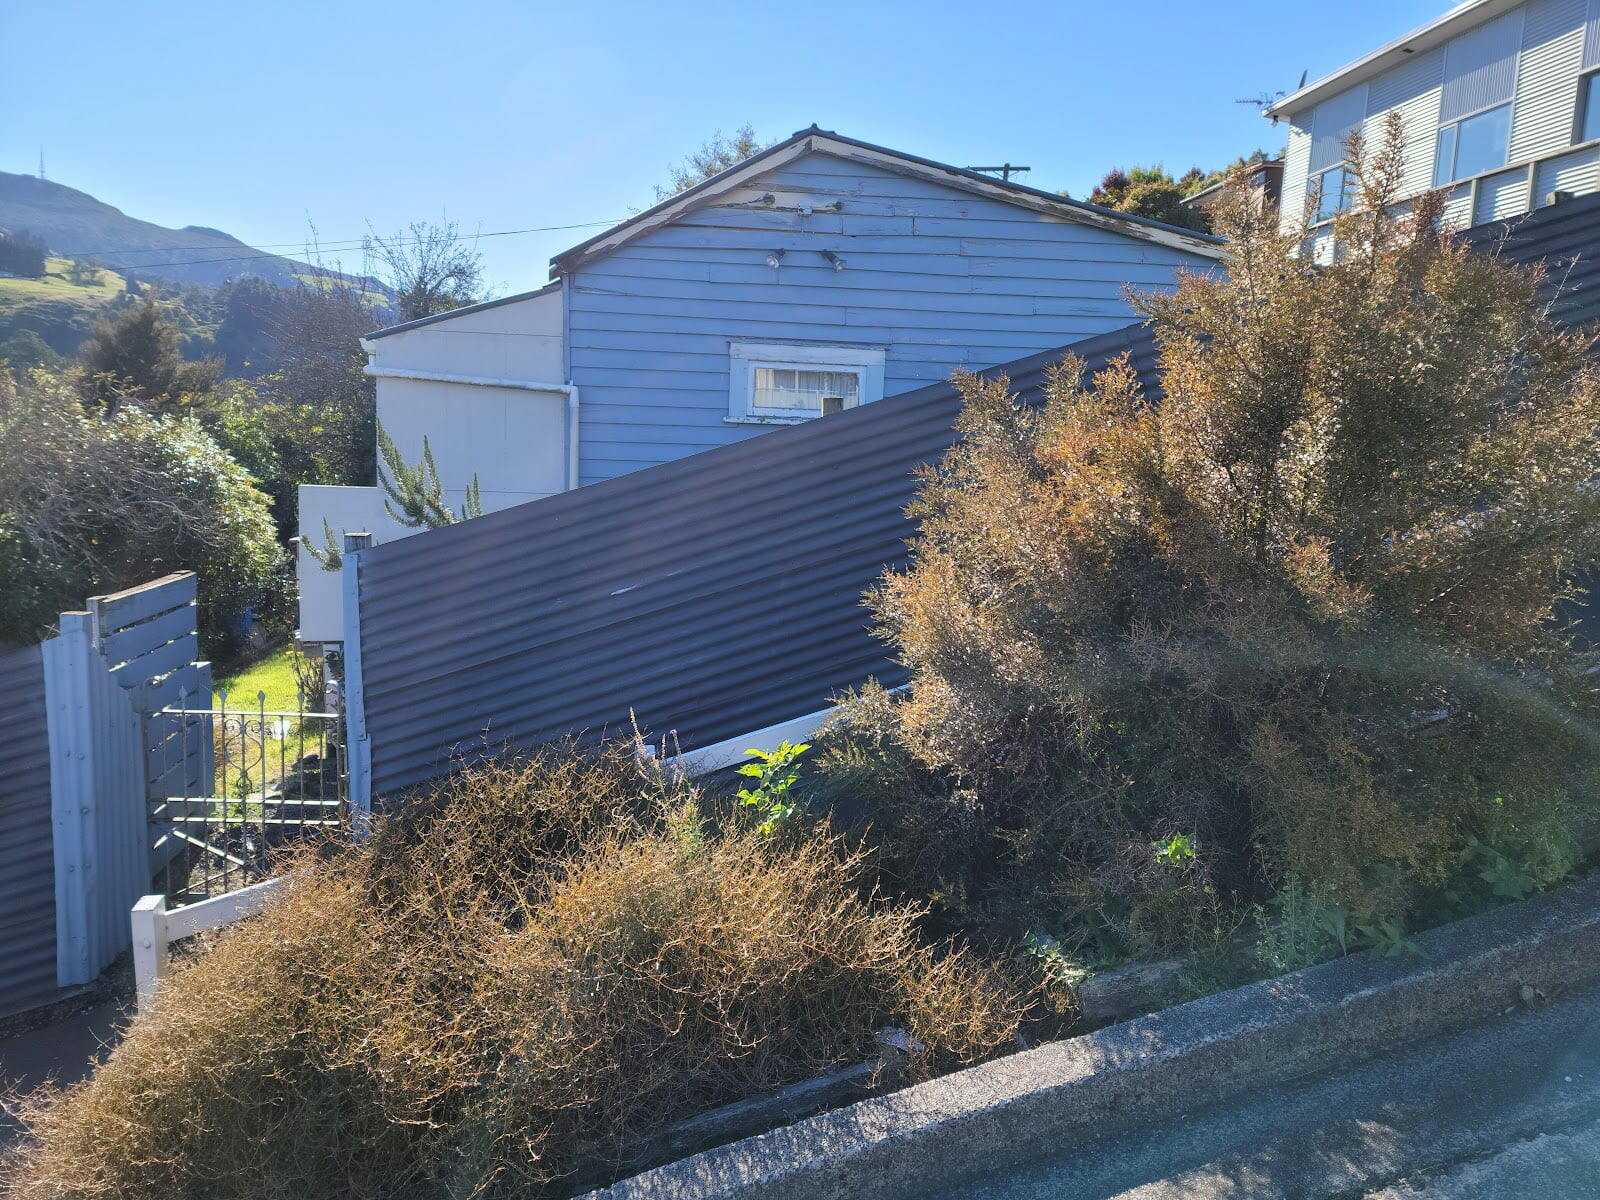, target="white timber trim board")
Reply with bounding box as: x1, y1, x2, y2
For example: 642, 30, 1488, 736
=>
672, 708, 837, 777
131, 875, 294, 1012
361, 364, 576, 394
